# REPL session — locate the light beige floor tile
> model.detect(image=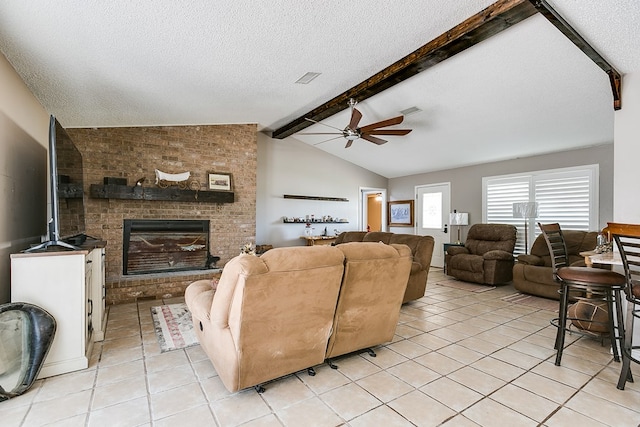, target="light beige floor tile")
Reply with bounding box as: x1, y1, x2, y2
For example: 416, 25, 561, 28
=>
210, 390, 272, 426
543, 407, 607, 427
455, 336, 504, 355
101, 335, 142, 353
581, 377, 640, 413
349, 404, 414, 427
356, 371, 413, 403
470, 356, 525, 382
200, 375, 233, 402
414, 351, 465, 375
440, 415, 482, 426
447, 367, 506, 396
409, 332, 451, 350
147, 364, 196, 394
490, 384, 559, 422
92, 376, 147, 410
88, 395, 150, 427
330, 354, 381, 381
565, 390, 640, 427
185, 344, 209, 362
437, 344, 484, 365
420, 377, 483, 412
192, 358, 218, 380
99, 346, 144, 368
153, 404, 216, 427
276, 397, 343, 427
386, 360, 441, 388
2, 402, 32, 427
150, 382, 208, 420
394, 323, 427, 338
47, 413, 88, 426
104, 323, 141, 340
95, 359, 145, 387
259, 375, 314, 410
23, 390, 92, 426
320, 382, 381, 420
241, 414, 284, 427
145, 349, 189, 373
512, 372, 577, 404
490, 348, 543, 370
462, 398, 538, 427
531, 361, 592, 389
34, 369, 97, 402
388, 390, 457, 427
507, 340, 556, 360
296, 363, 350, 394
366, 346, 408, 369
555, 353, 608, 376
562, 339, 615, 365
386, 339, 430, 359
429, 327, 475, 343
